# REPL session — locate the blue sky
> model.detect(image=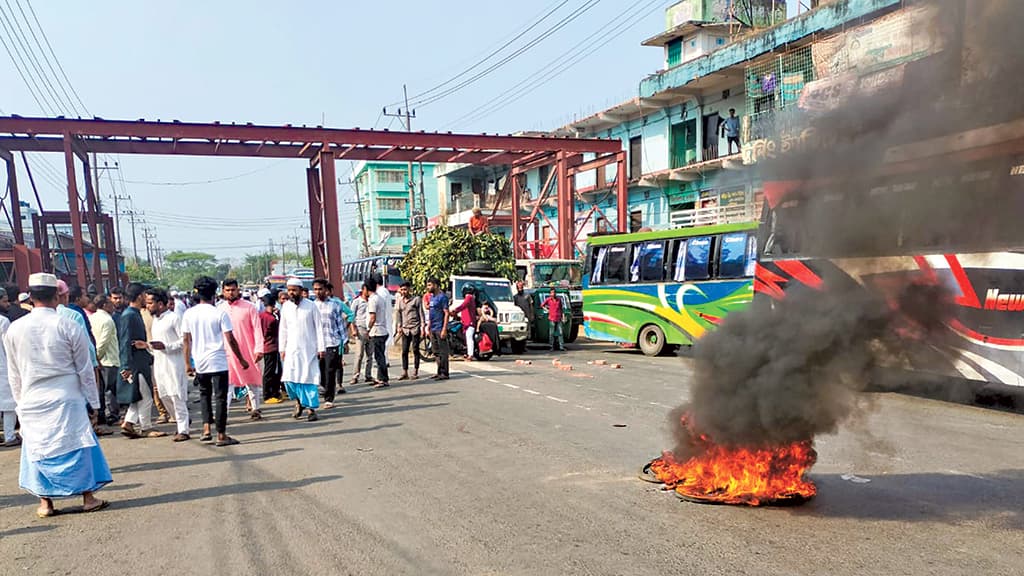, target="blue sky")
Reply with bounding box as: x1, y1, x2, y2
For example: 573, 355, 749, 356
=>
0, 0, 796, 262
